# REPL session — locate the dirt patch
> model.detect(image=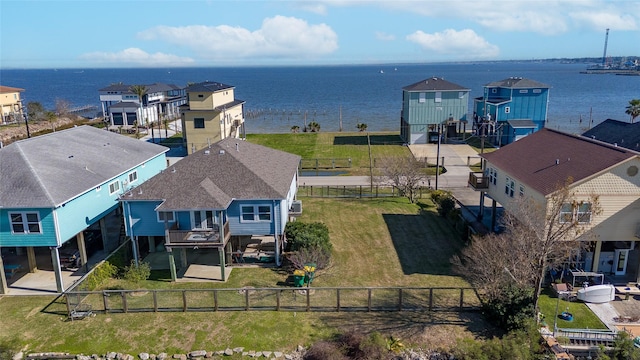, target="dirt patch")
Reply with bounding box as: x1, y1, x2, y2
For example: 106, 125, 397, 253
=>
0, 115, 88, 146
